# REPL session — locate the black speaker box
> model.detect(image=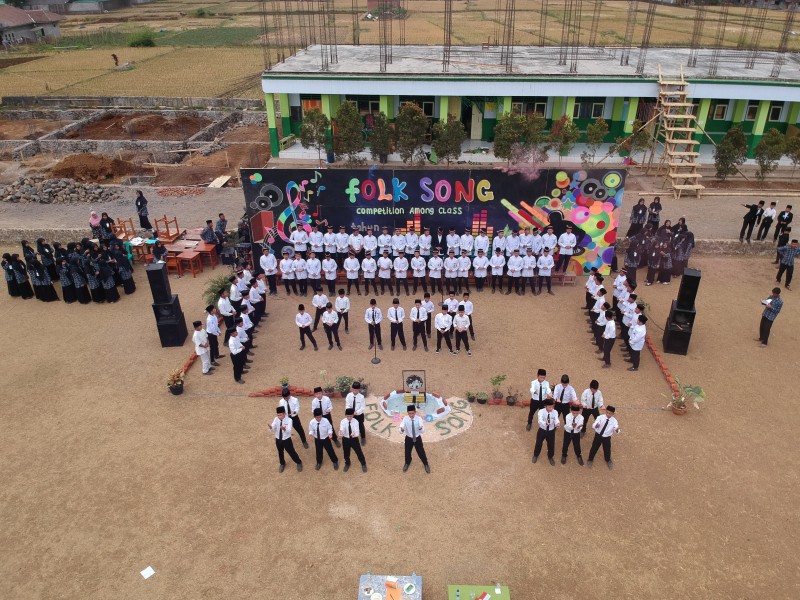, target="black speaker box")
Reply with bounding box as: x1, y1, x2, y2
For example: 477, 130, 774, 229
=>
676, 267, 701, 310
152, 295, 187, 347
662, 300, 695, 355
220, 247, 236, 265
146, 262, 172, 304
